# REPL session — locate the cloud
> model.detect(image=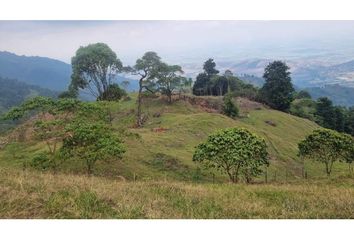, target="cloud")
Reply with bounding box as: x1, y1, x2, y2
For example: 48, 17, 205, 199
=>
1, 21, 354, 64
